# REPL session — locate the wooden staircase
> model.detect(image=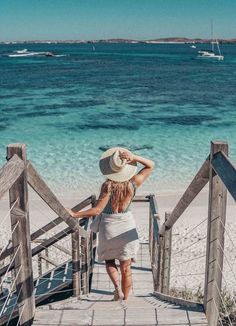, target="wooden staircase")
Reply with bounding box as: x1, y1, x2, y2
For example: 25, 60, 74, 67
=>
33, 243, 208, 326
